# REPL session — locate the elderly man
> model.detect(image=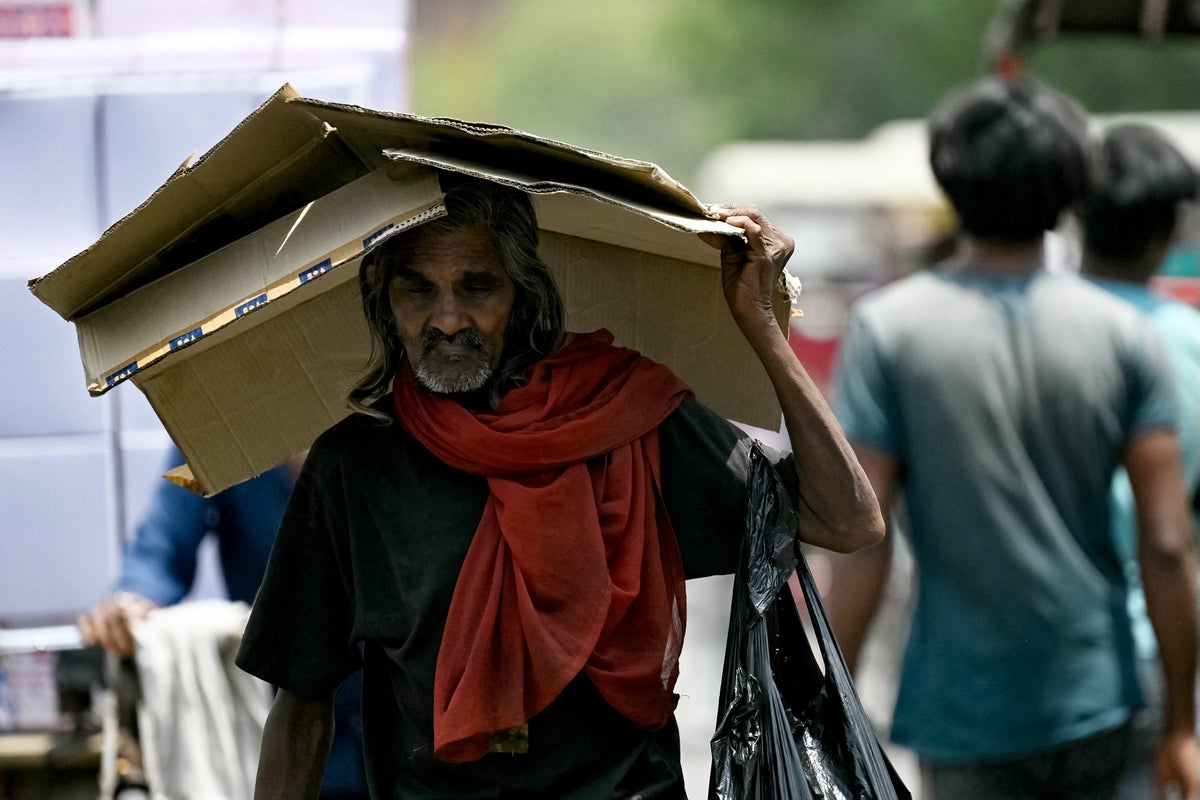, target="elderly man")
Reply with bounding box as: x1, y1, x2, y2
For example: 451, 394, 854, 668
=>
236, 175, 883, 799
